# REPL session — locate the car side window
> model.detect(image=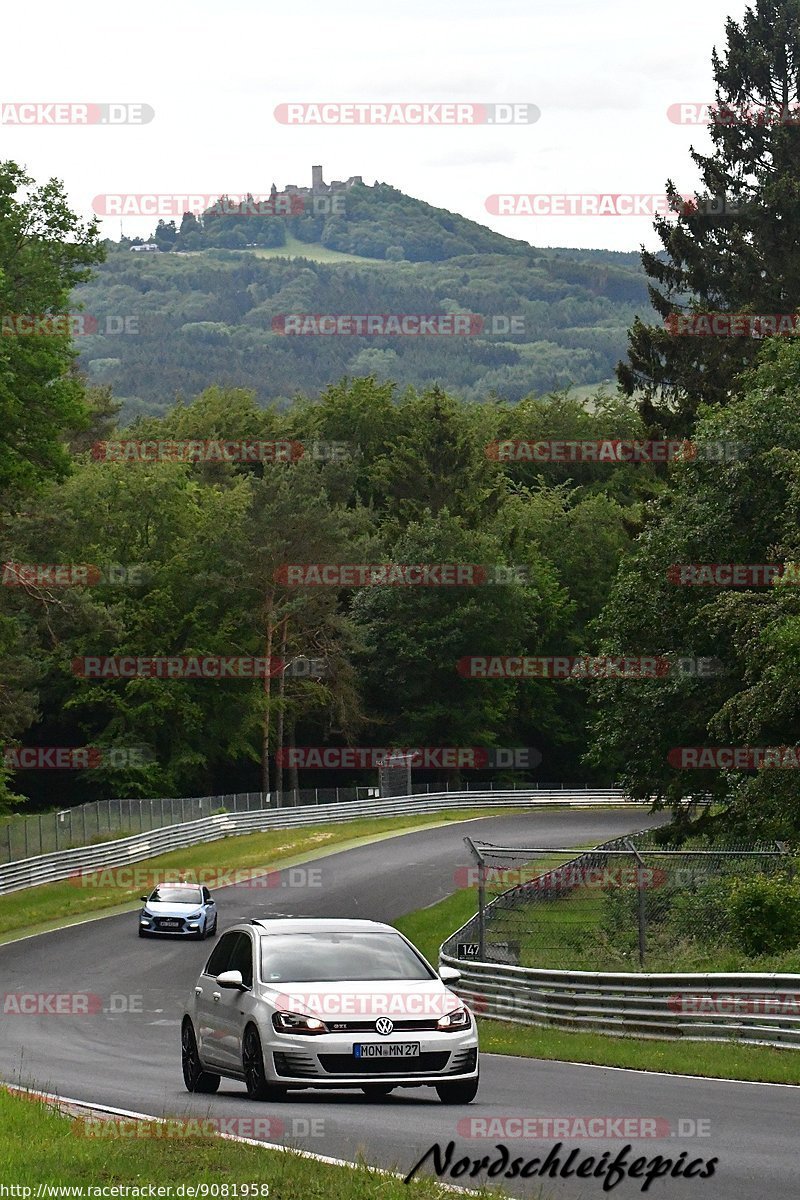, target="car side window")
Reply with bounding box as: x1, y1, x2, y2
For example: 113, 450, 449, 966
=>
202, 887, 212, 903
227, 932, 254, 988
204, 931, 237, 978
